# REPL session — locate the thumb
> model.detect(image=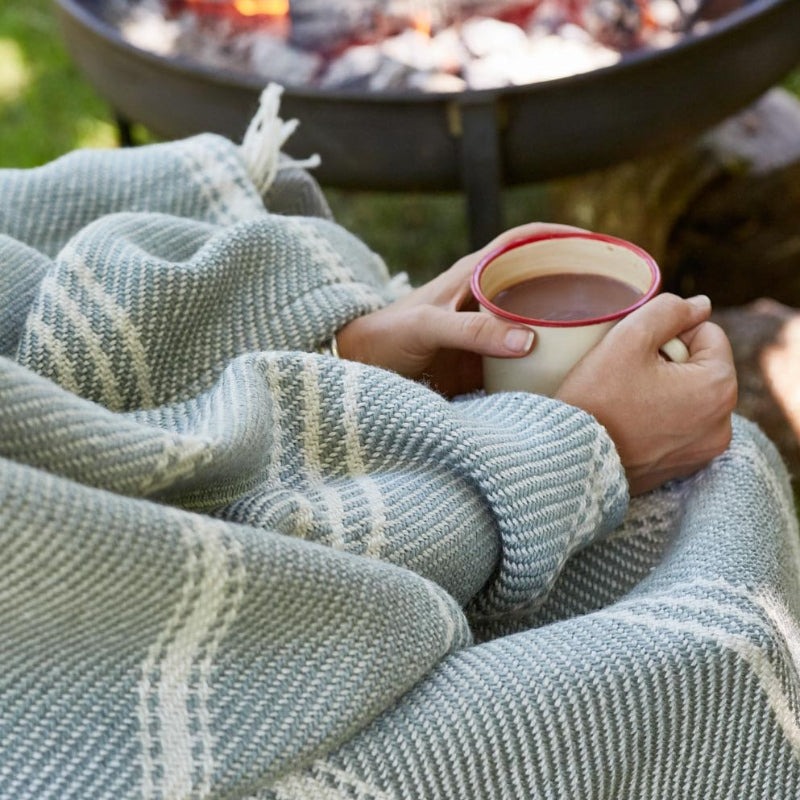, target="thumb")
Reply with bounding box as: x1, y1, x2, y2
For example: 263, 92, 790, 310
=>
614, 293, 712, 352
421, 308, 535, 357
